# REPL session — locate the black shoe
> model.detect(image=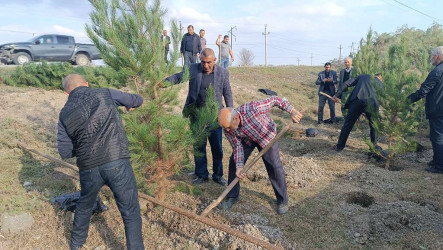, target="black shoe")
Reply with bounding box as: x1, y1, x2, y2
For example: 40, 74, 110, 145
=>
192, 177, 209, 184
425, 167, 443, 174
221, 197, 239, 210
427, 160, 435, 167
333, 145, 343, 152
213, 177, 227, 186
317, 121, 323, 125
